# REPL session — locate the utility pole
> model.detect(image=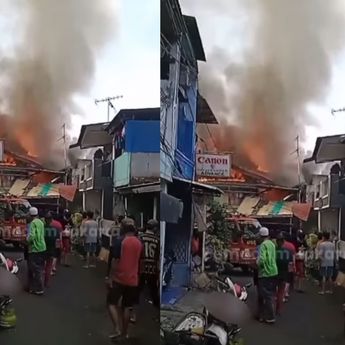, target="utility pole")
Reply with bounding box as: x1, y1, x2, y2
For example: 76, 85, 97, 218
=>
58, 123, 68, 185
291, 135, 302, 202
296, 135, 301, 188
95, 95, 123, 122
